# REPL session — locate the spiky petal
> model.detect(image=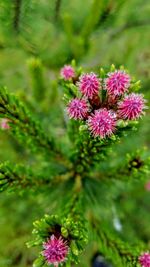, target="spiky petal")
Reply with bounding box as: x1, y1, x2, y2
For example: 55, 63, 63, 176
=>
139, 252, 150, 267
60, 65, 75, 80
118, 93, 146, 120
42, 235, 69, 267
105, 70, 130, 96
88, 108, 116, 138
67, 98, 89, 120
78, 73, 101, 99
1, 118, 10, 129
